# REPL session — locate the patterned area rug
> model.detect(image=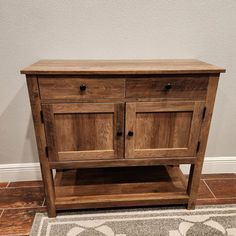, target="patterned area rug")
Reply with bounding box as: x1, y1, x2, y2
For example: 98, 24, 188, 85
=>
30, 205, 236, 236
